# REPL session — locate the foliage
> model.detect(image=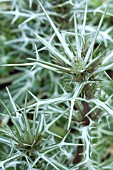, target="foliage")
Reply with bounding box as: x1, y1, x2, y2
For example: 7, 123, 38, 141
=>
0, 0, 113, 169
